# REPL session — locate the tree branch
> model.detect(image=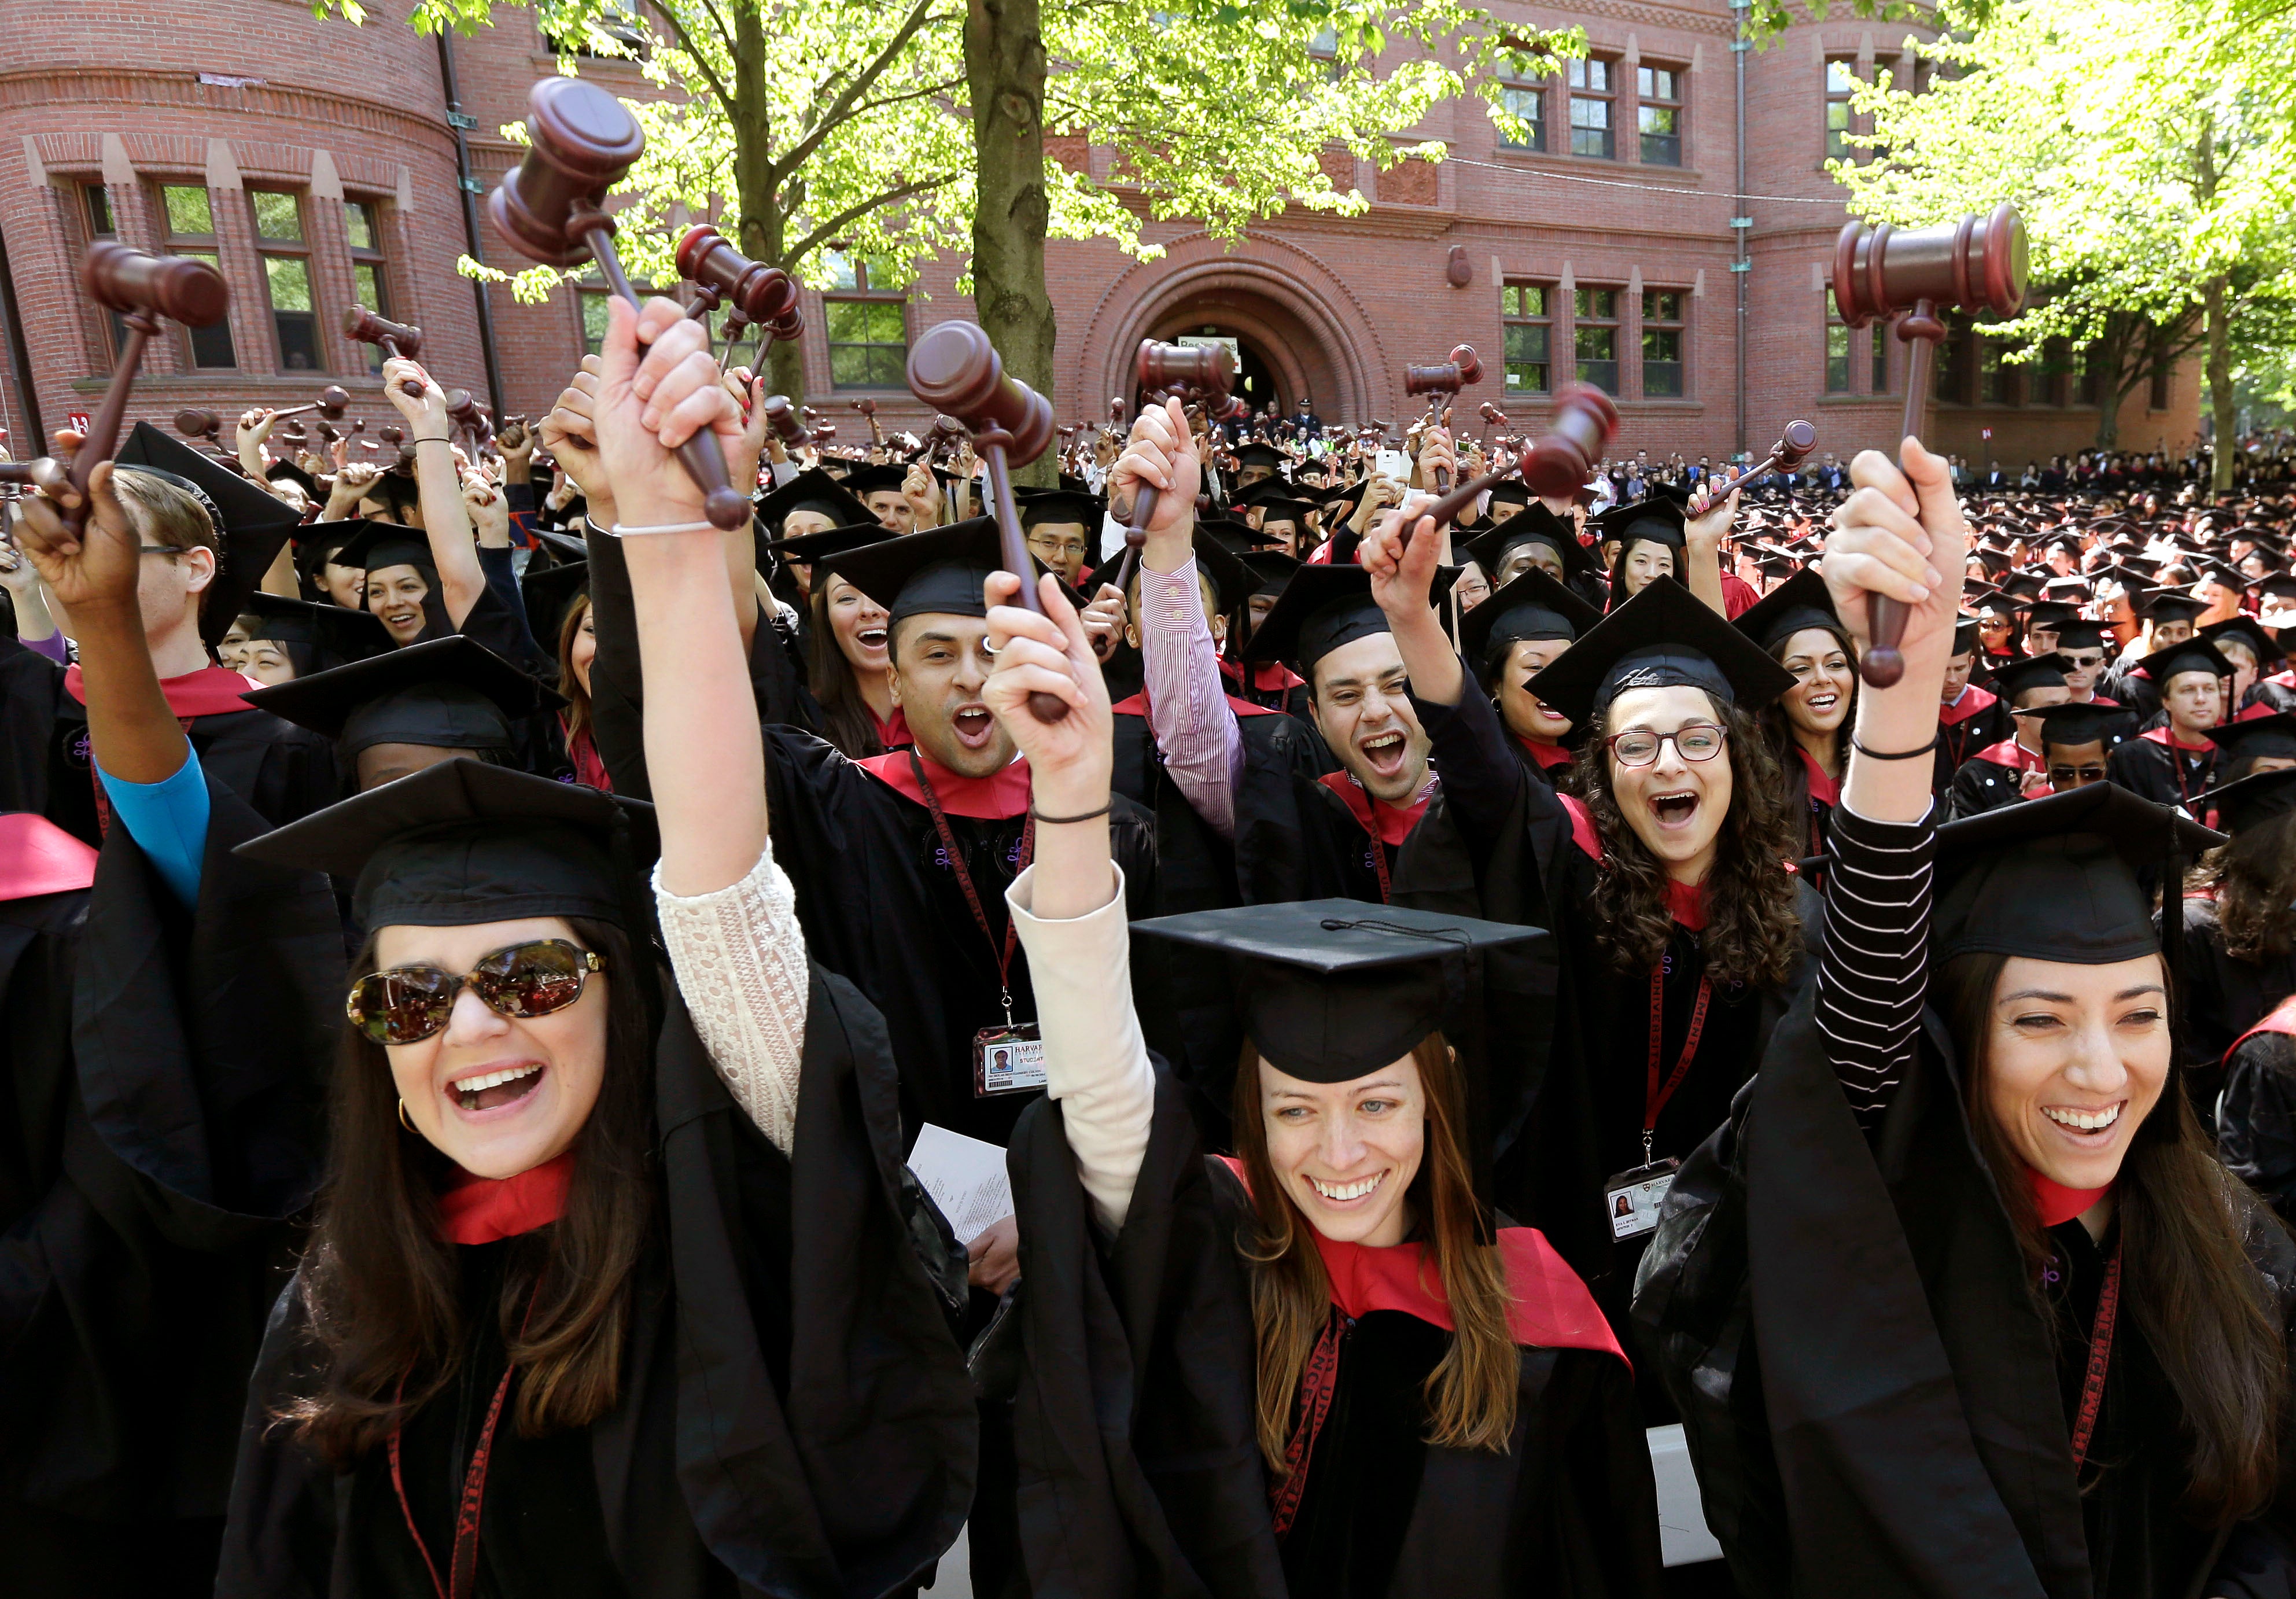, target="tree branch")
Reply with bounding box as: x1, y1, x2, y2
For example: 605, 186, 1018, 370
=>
653, 0, 735, 114
784, 174, 960, 264
769, 0, 952, 182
